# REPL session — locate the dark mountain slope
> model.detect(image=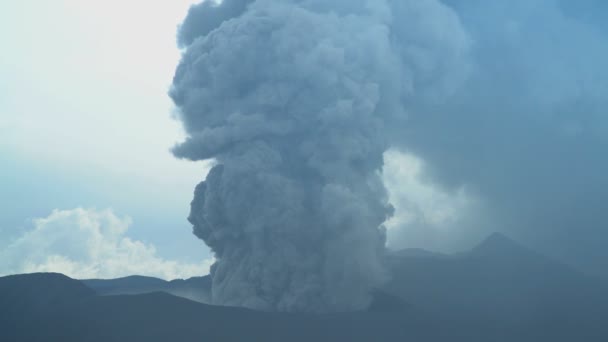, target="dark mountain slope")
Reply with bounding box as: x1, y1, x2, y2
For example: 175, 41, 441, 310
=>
82, 274, 411, 313
165, 275, 211, 301
384, 233, 608, 339
0, 273, 96, 341
68, 292, 445, 342
0, 272, 94, 311
83, 275, 211, 303
82, 275, 167, 294
0, 273, 450, 342
4, 233, 608, 341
